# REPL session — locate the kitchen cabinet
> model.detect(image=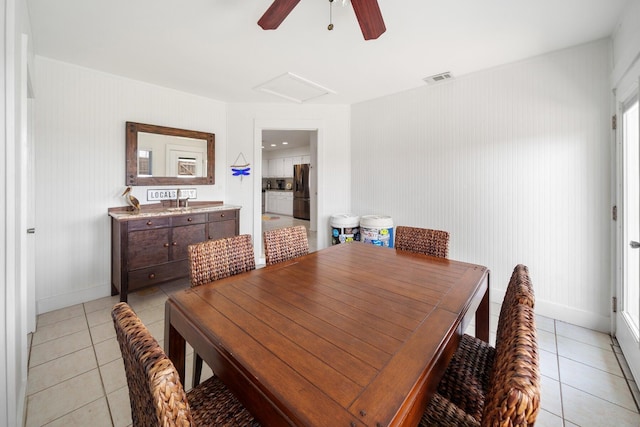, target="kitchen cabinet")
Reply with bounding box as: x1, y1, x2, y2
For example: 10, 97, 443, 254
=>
265, 156, 301, 178
285, 194, 293, 216
268, 158, 283, 178
292, 155, 311, 165
265, 191, 293, 216
283, 157, 294, 177
111, 207, 239, 302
